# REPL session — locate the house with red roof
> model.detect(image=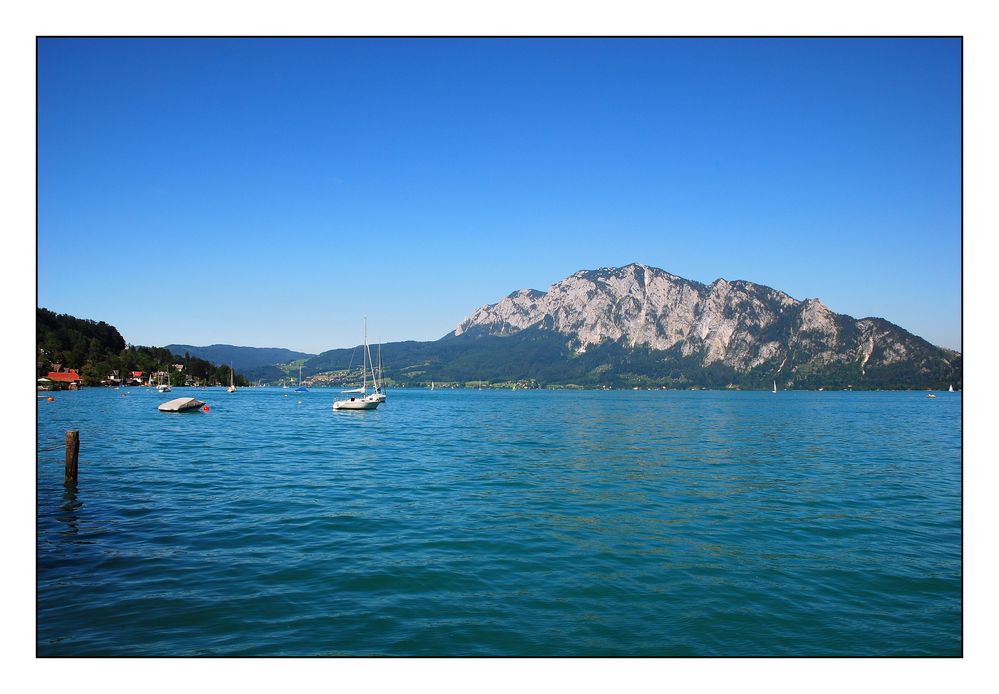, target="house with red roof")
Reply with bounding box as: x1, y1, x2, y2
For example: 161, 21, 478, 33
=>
46, 369, 82, 390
